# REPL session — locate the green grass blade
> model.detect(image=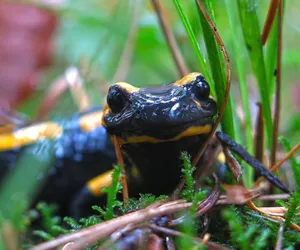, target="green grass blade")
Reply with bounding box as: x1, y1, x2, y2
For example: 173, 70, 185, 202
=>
0, 142, 55, 221
224, 0, 253, 185
172, 0, 215, 97
197, 0, 235, 138
237, 0, 273, 150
